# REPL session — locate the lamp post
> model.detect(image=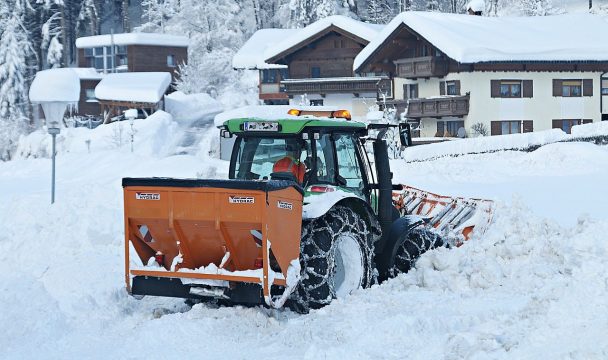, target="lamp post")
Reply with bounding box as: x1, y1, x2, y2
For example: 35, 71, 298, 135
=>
28, 68, 80, 205
47, 121, 61, 204
125, 109, 138, 153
